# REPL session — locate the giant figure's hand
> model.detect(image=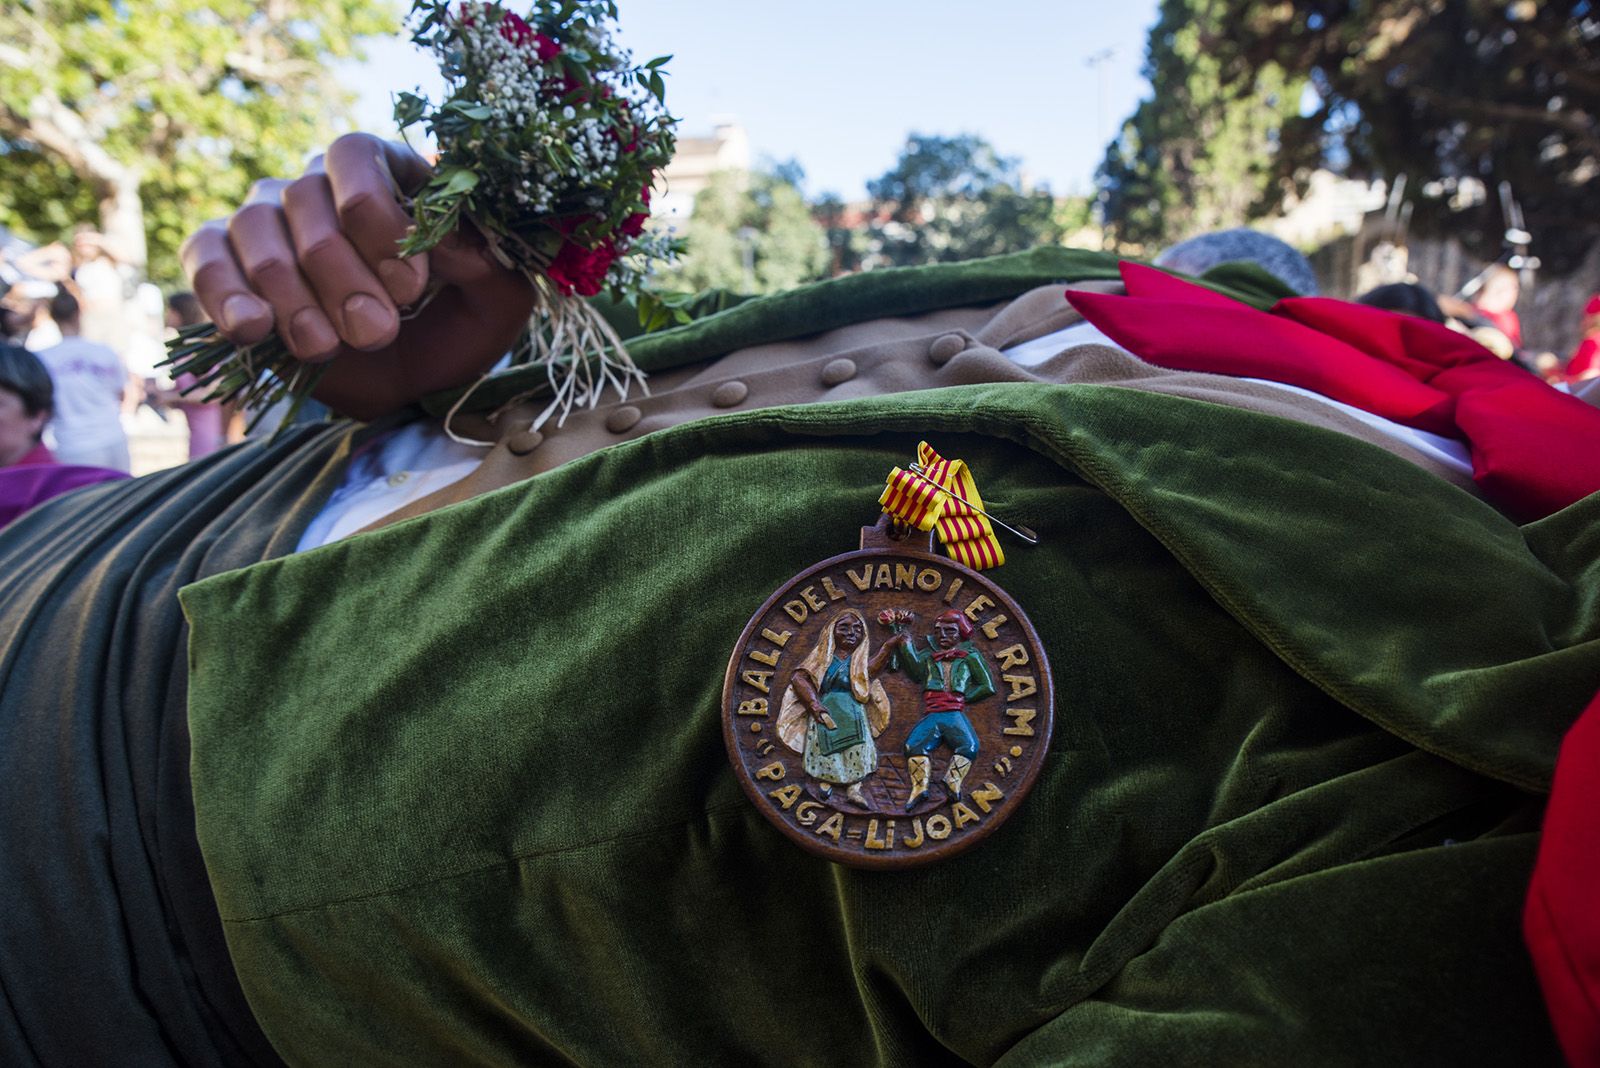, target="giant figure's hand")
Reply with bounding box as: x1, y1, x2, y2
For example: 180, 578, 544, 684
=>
181, 133, 536, 421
